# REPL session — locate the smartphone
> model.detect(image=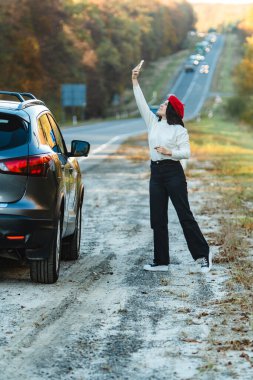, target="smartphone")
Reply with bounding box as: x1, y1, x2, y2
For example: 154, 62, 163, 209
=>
138, 60, 144, 69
